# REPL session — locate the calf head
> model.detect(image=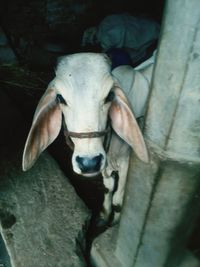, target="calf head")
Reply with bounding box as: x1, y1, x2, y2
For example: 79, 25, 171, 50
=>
23, 53, 148, 176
